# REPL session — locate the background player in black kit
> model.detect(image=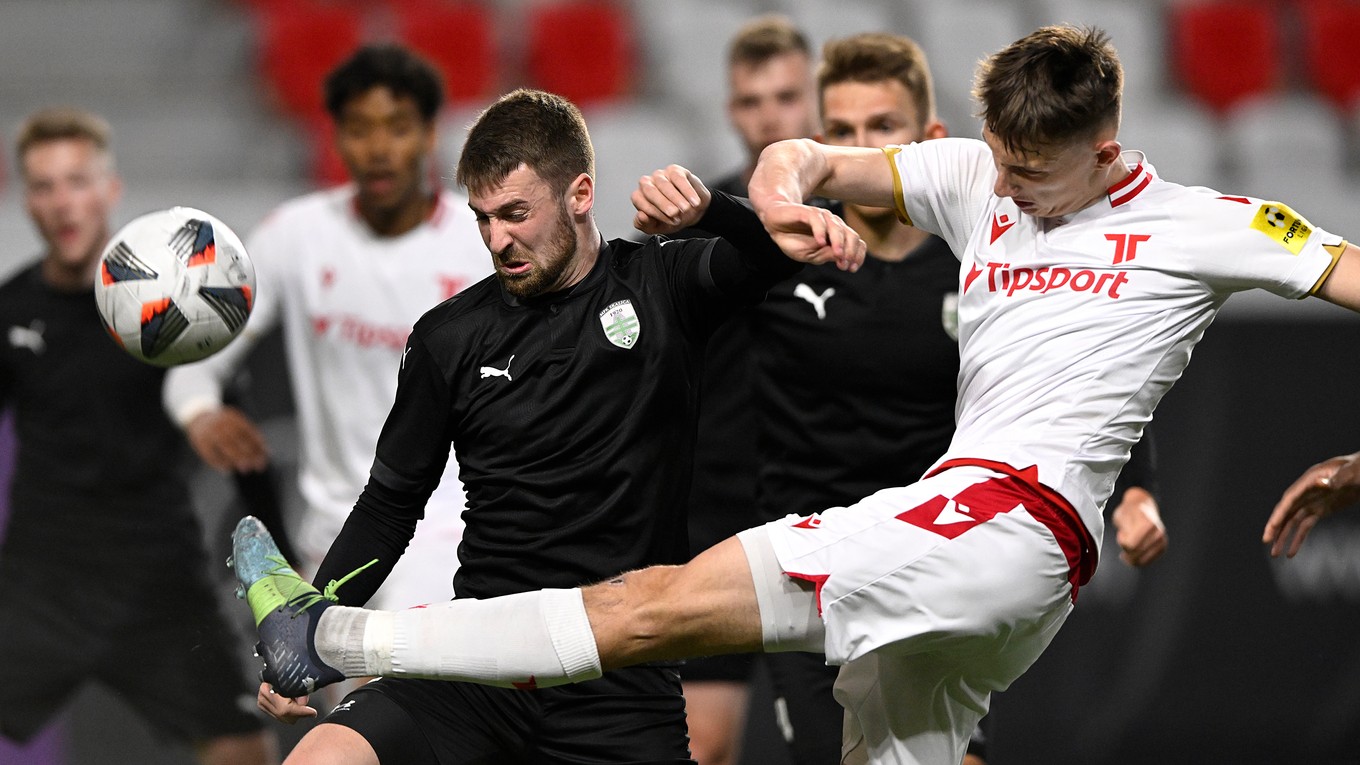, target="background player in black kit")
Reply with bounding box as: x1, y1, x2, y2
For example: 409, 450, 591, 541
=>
0, 108, 273, 764
680, 16, 819, 765
253, 89, 856, 765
